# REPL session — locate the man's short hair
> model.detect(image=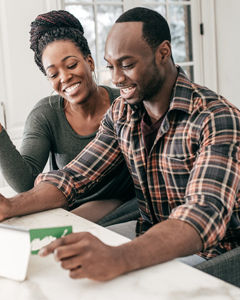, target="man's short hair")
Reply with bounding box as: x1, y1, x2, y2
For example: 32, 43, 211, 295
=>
115, 7, 171, 52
